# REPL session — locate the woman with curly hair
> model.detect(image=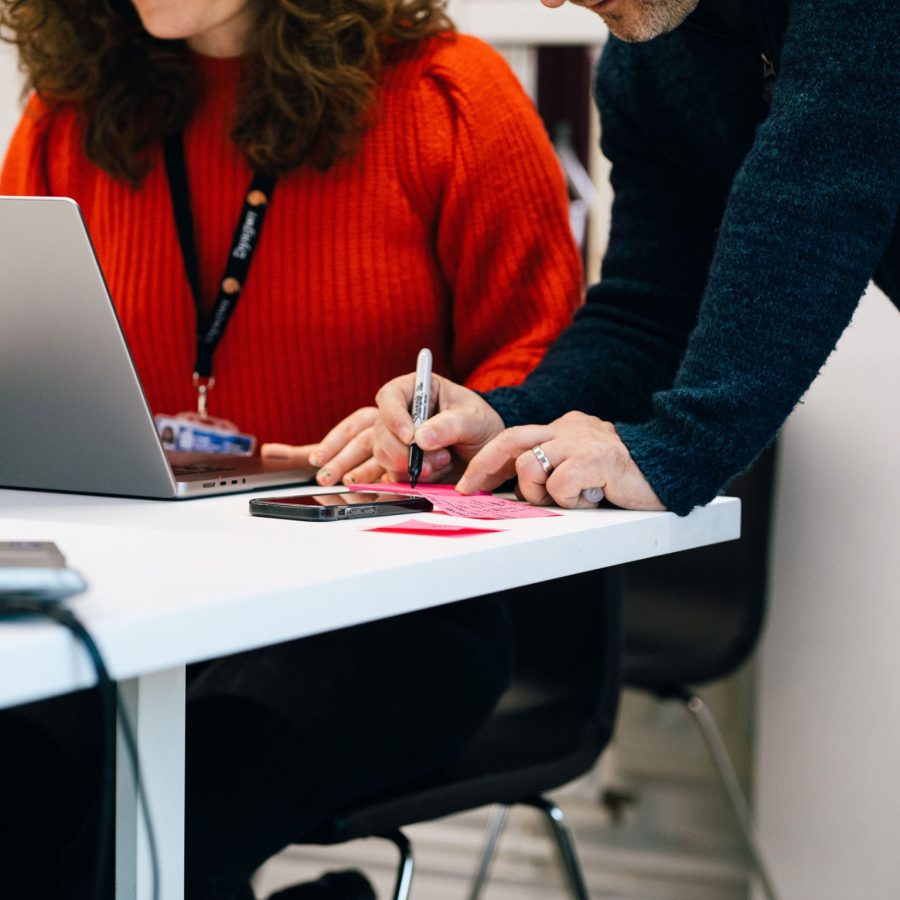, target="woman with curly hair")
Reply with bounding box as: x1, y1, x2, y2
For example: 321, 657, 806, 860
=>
0, 1, 582, 898
1, 0, 582, 484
